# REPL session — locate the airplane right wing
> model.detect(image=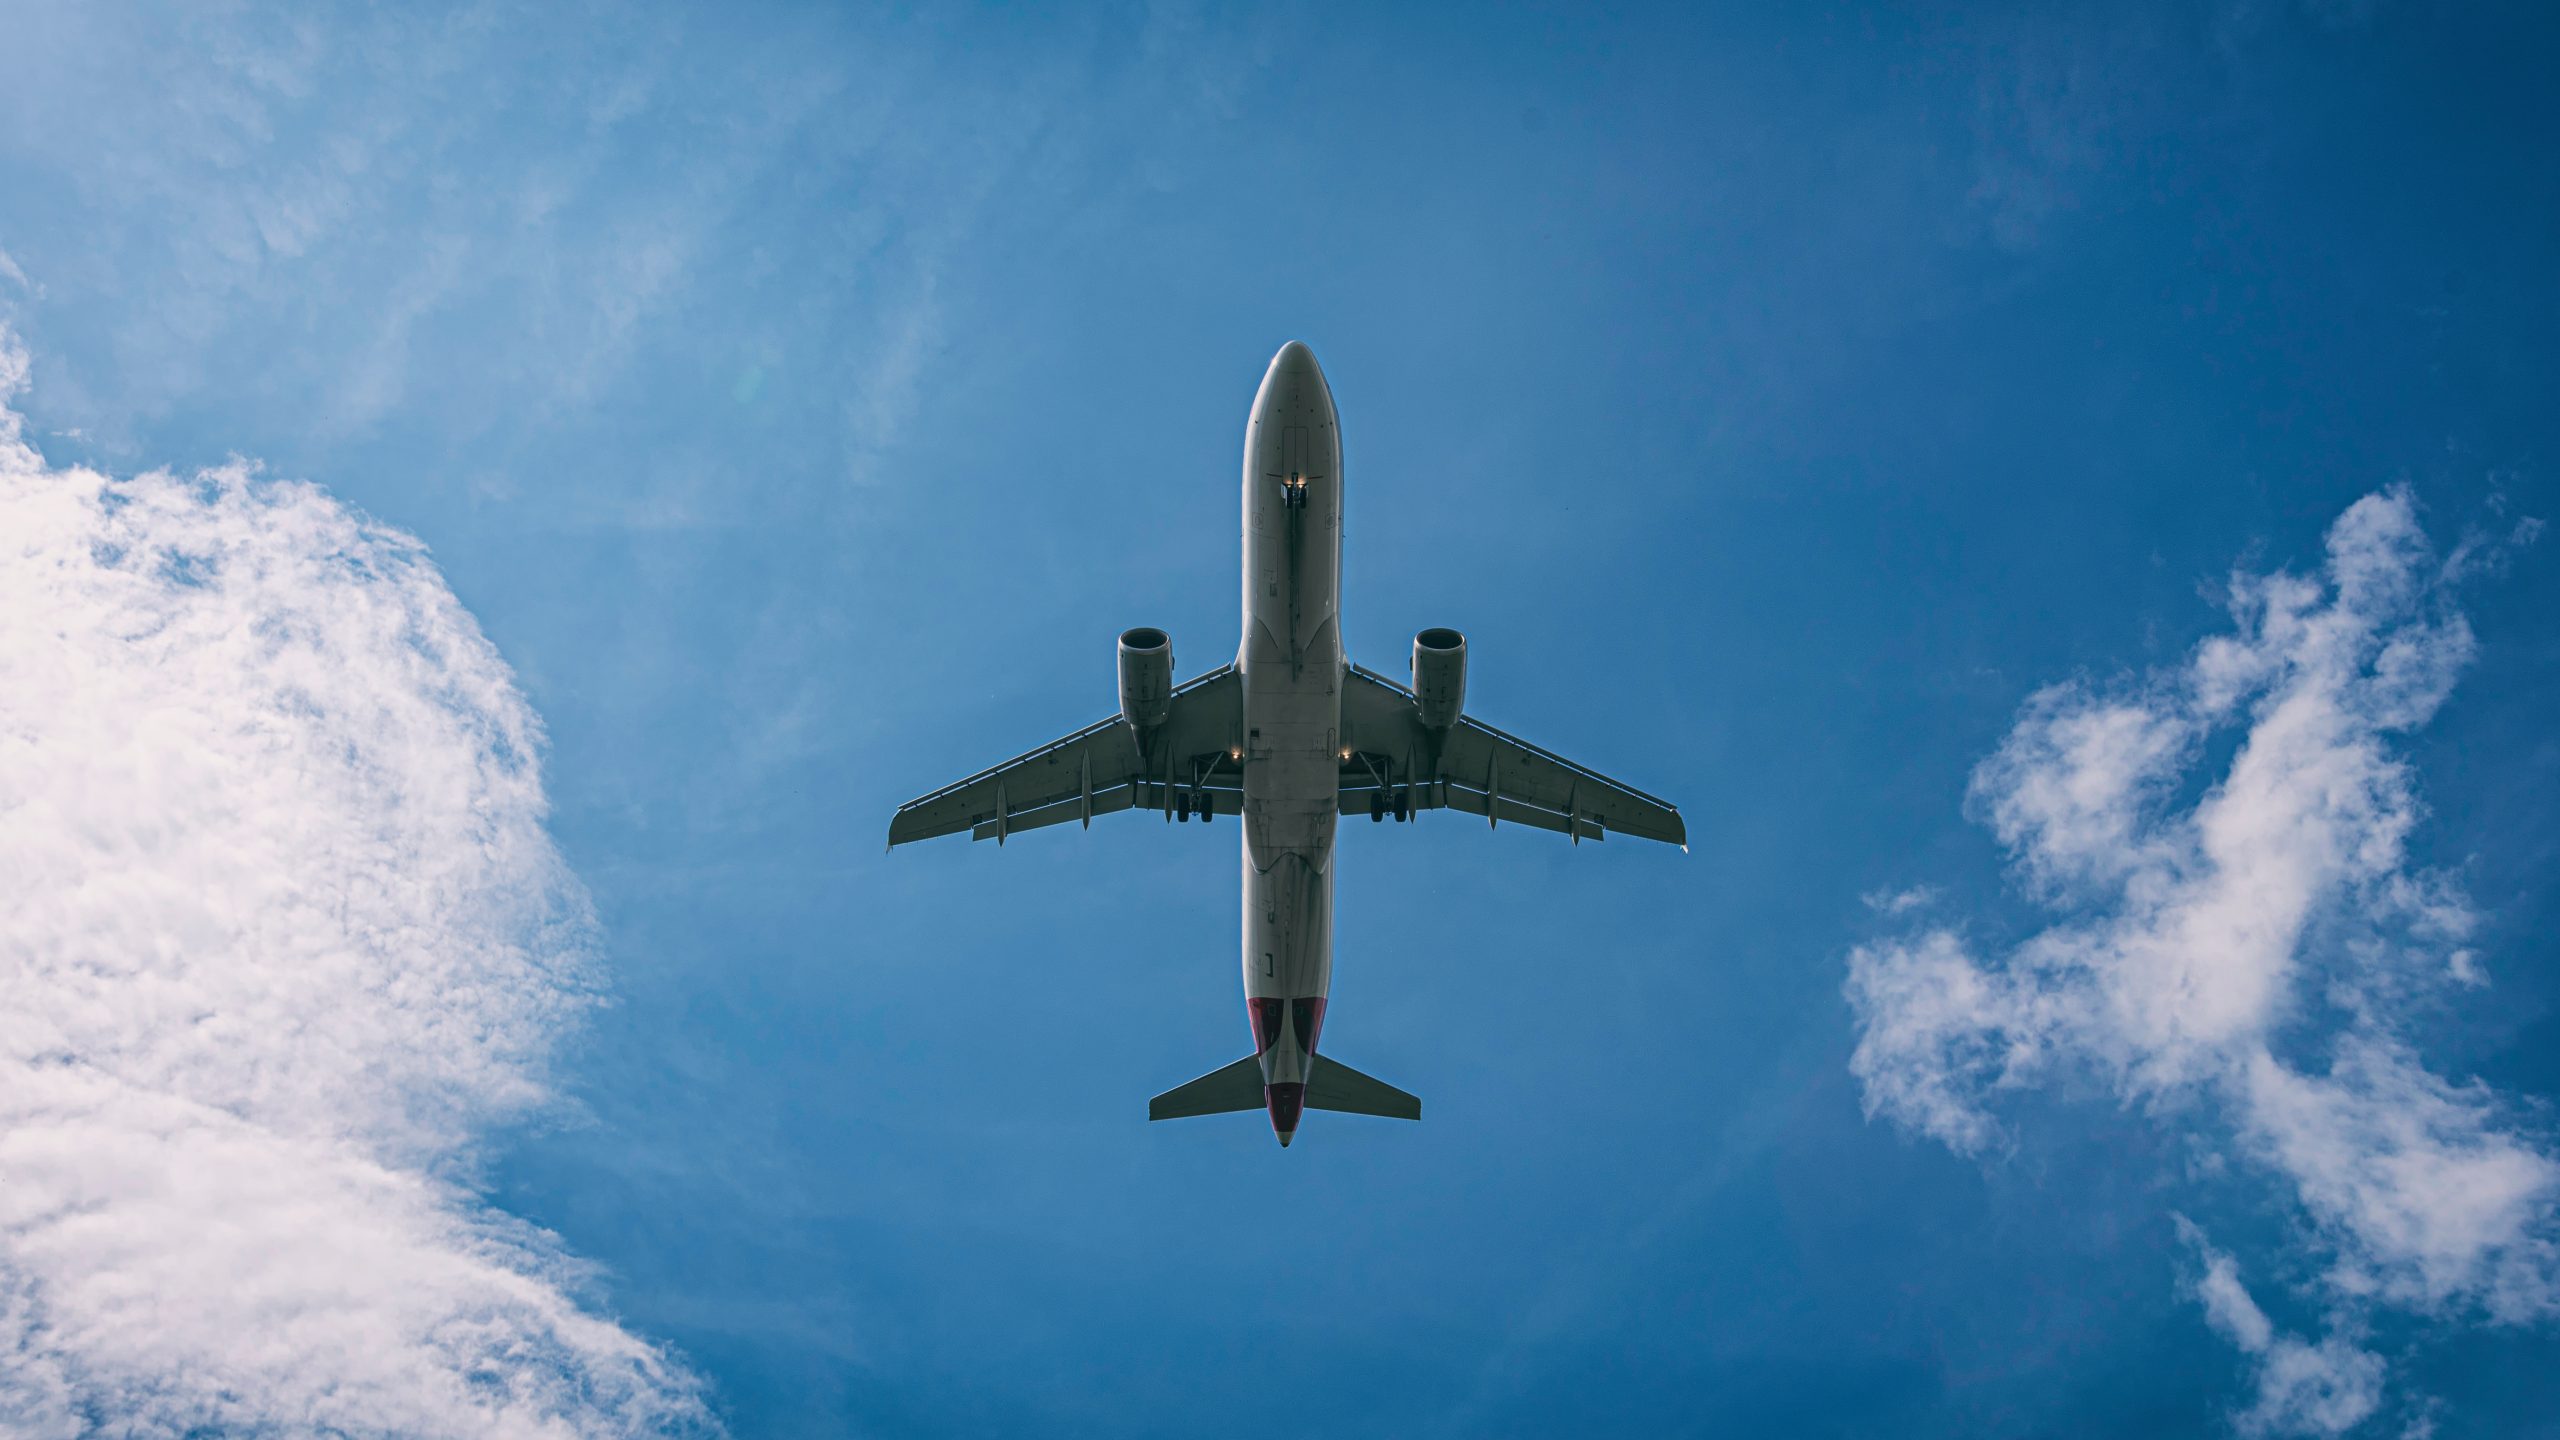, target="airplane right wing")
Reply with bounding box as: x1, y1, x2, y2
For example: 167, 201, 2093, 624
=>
1336, 663, 1687, 847
888, 667, 1243, 847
